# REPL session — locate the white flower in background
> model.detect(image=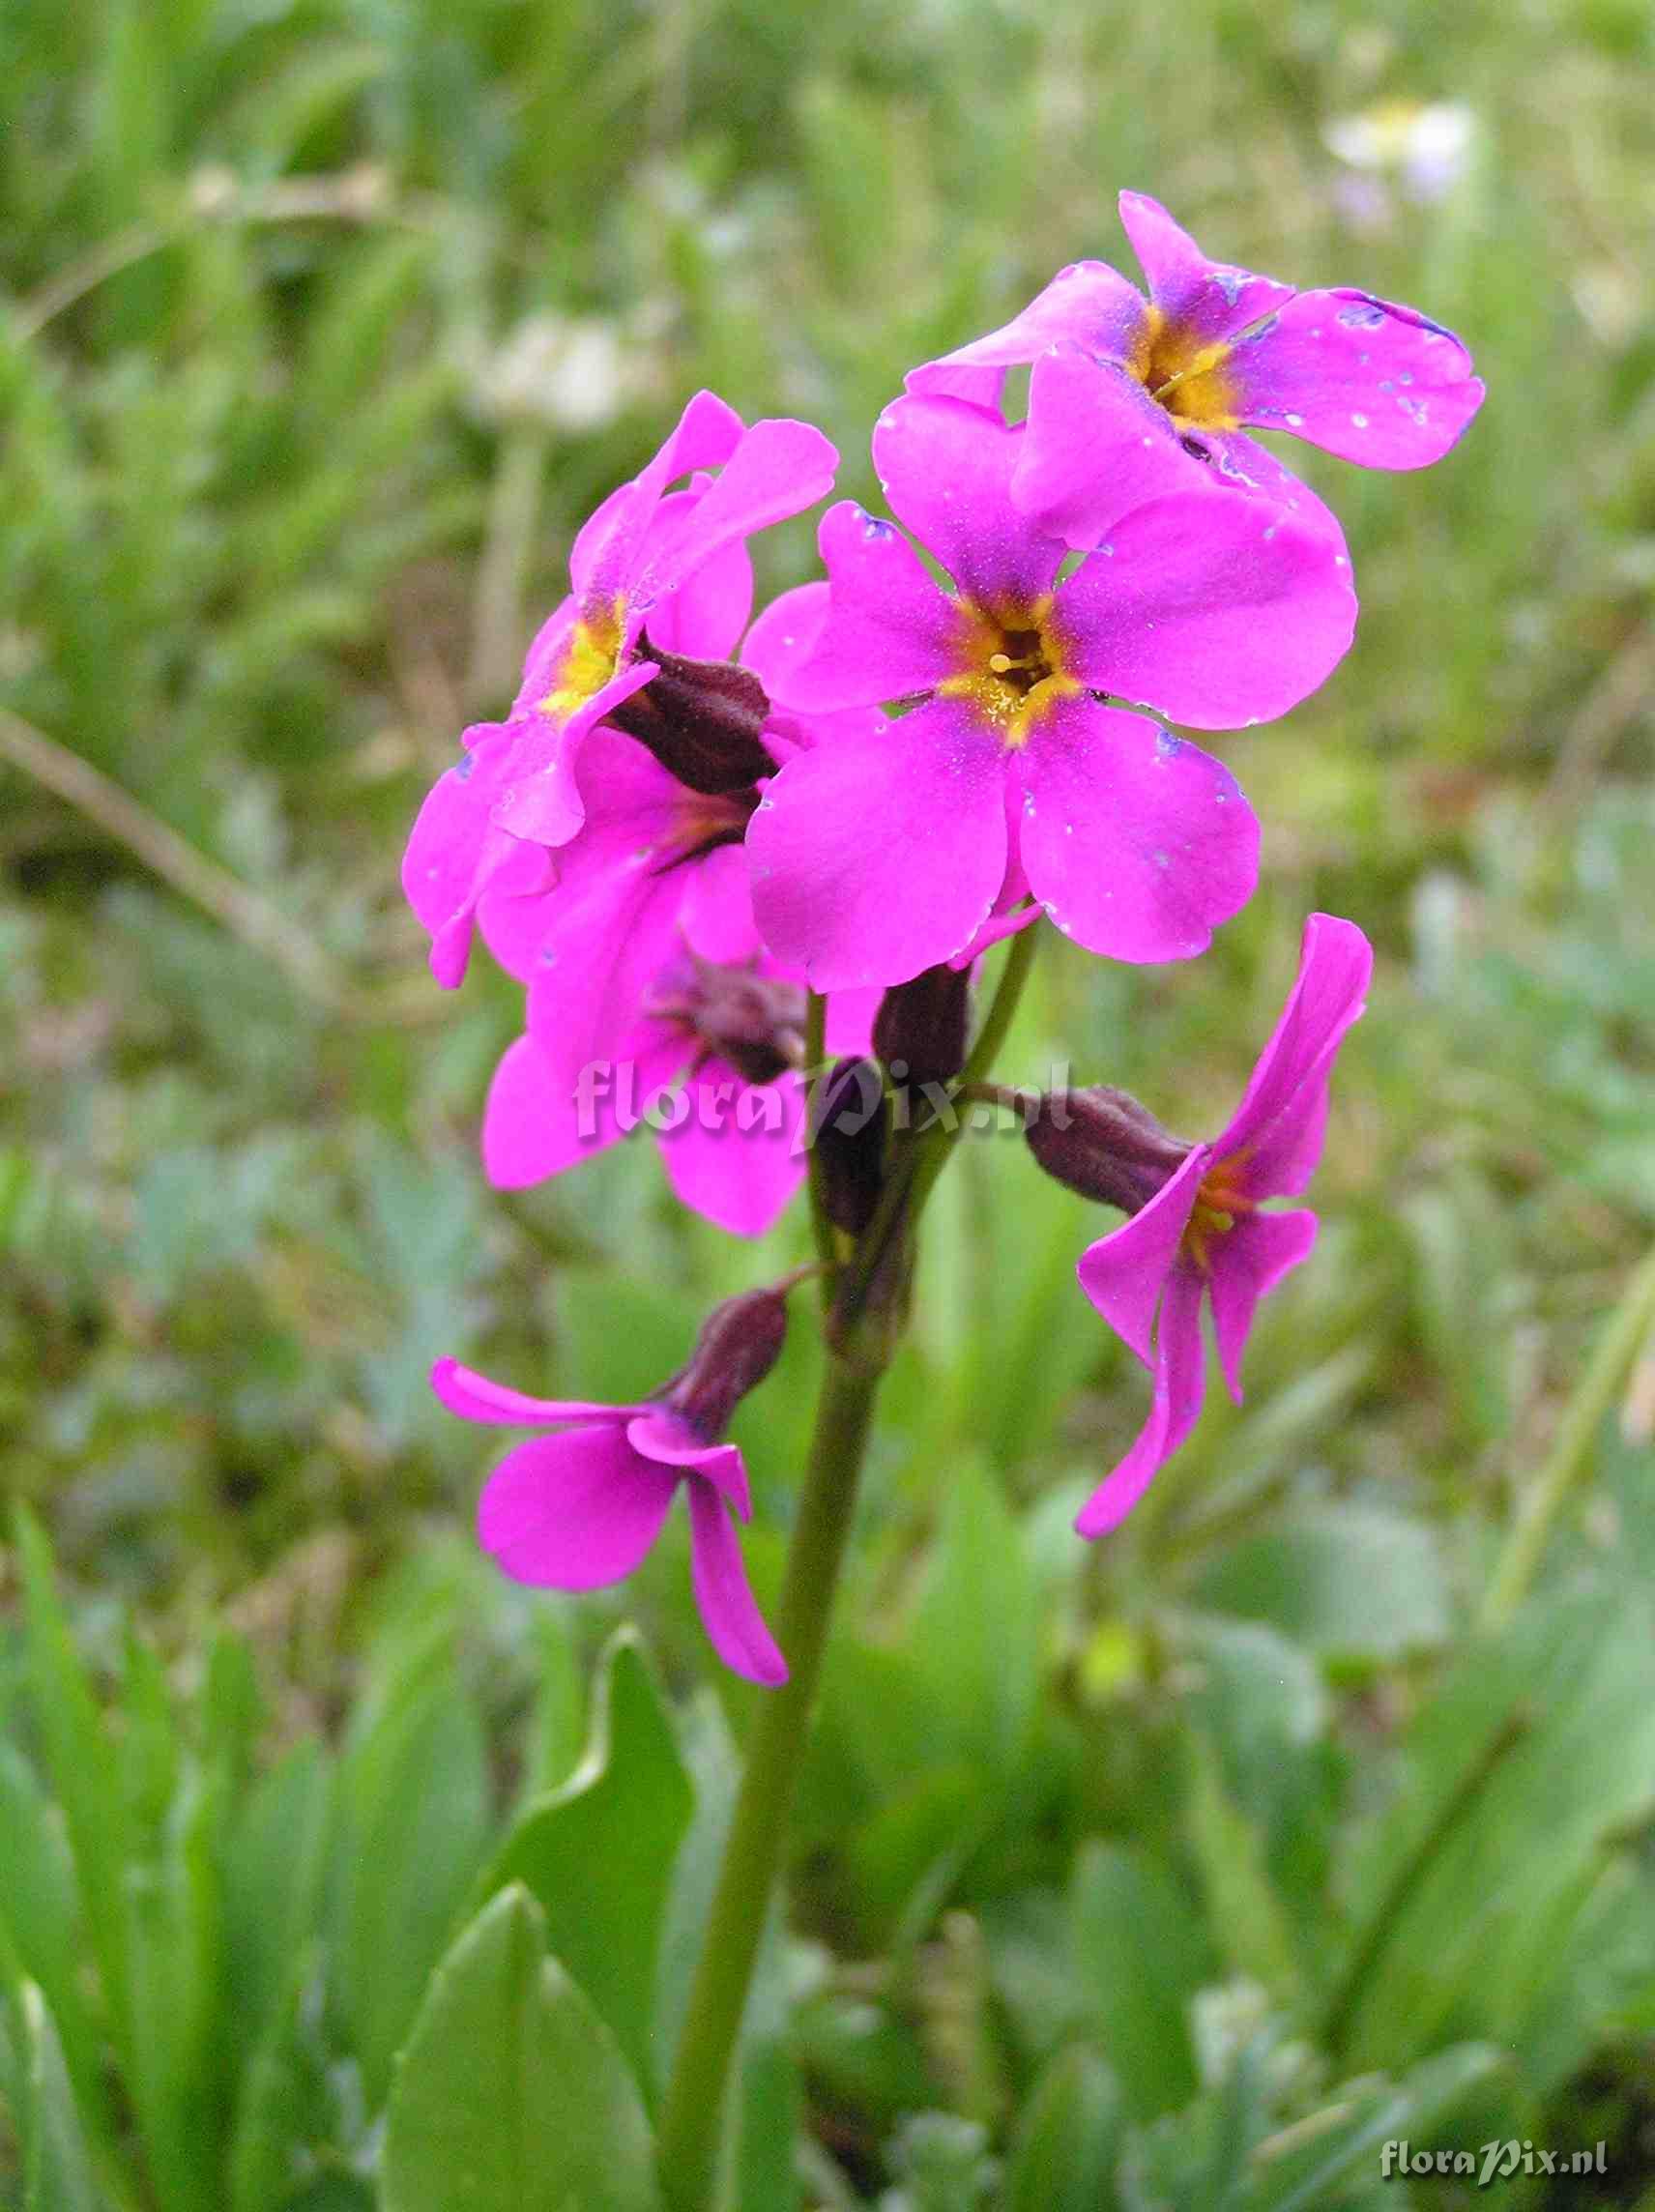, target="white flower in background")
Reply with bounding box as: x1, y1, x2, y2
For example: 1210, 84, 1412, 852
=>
1323, 100, 1477, 202
472, 312, 644, 434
